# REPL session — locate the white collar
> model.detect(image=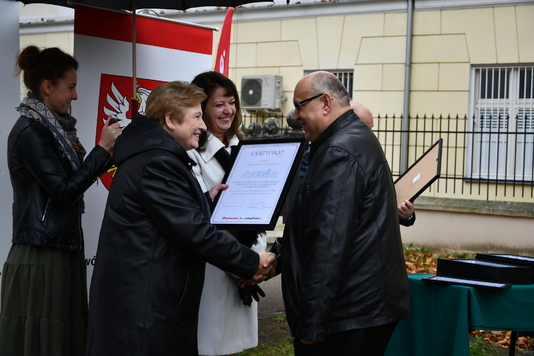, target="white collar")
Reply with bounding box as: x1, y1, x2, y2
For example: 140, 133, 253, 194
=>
199, 131, 239, 161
